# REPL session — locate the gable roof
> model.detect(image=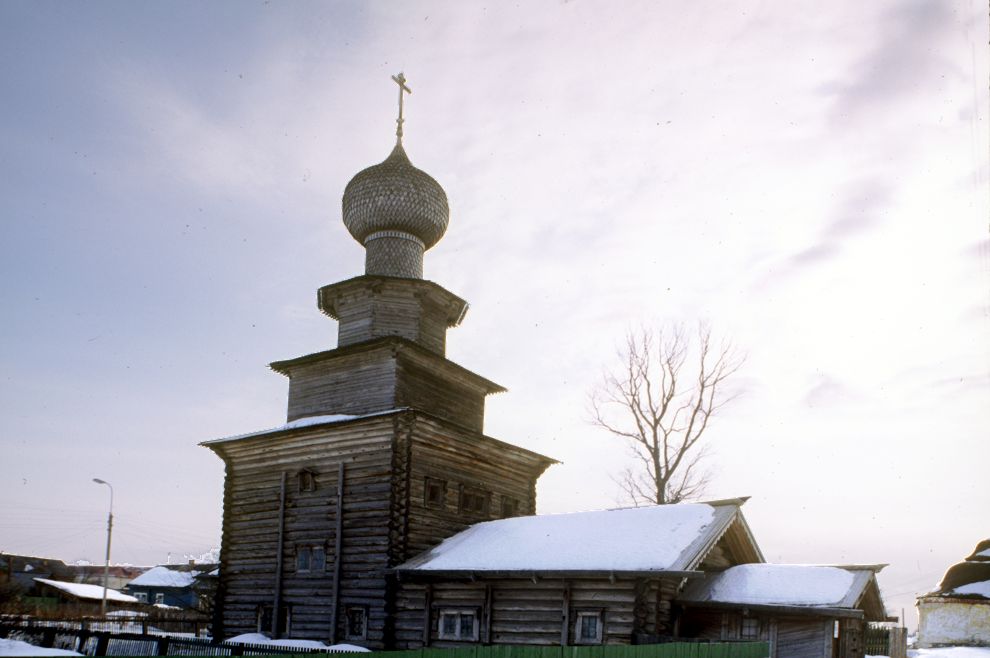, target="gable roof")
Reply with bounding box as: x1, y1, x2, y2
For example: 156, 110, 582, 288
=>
395, 497, 760, 578
127, 566, 200, 589
34, 578, 138, 604
677, 564, 891, 621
